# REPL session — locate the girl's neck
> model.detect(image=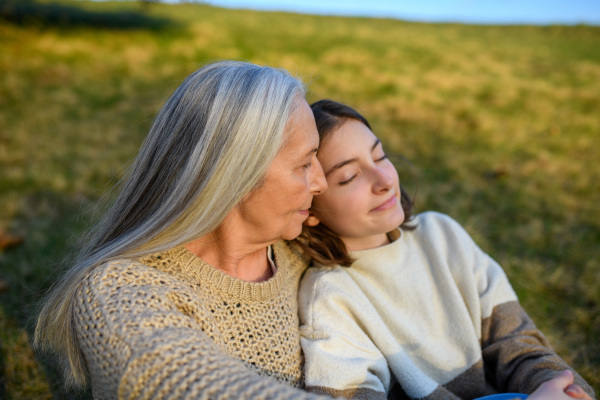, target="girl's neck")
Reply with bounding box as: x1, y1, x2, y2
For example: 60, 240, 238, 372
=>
342, 232, 391, 252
